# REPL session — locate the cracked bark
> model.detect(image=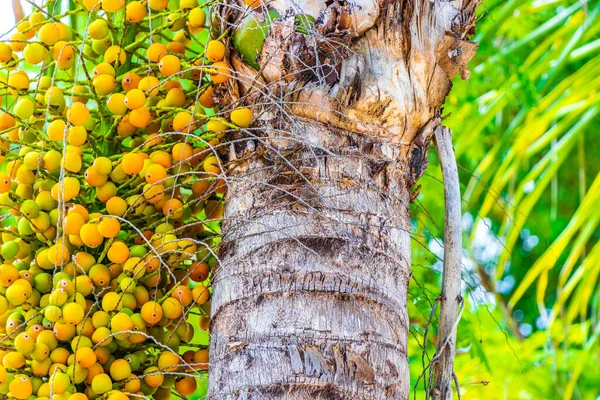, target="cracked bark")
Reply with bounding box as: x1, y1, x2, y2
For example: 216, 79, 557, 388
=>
210, 1, 481, 398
